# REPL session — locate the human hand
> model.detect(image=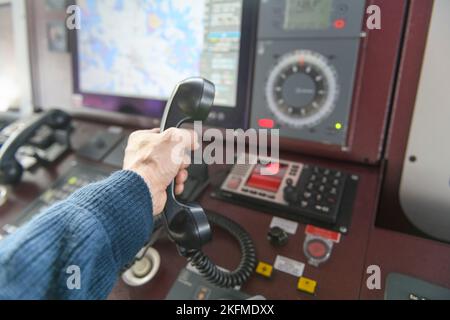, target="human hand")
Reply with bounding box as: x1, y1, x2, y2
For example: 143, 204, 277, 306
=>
123, 128, 199, 216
